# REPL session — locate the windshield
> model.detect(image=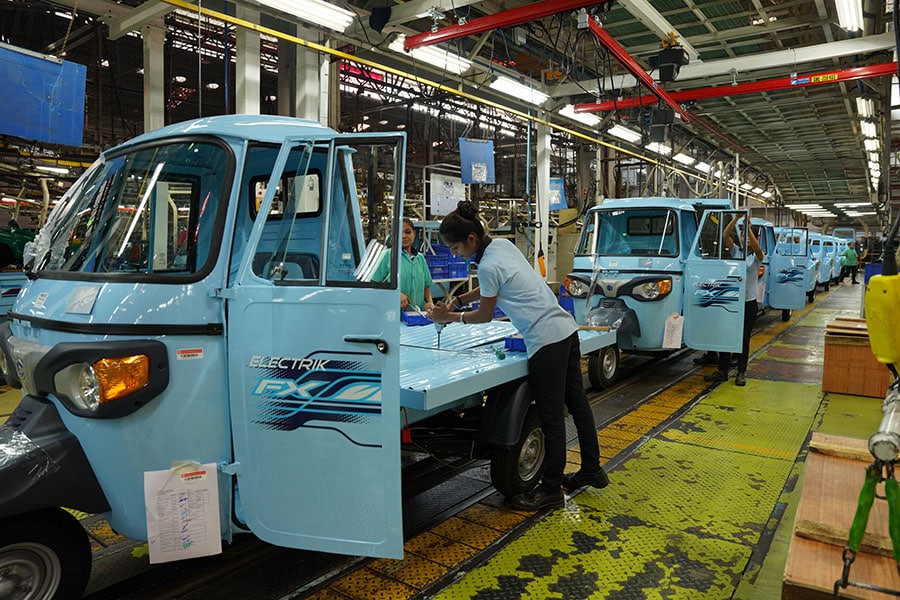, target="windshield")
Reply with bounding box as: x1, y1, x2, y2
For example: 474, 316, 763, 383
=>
25, 139, 232, 278
577, 208, 679, 257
